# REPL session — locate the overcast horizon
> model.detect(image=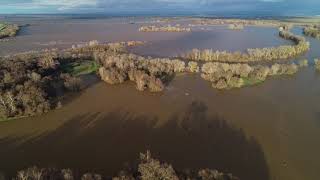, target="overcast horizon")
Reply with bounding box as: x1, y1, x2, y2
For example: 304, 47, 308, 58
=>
0, 0, 319, 16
